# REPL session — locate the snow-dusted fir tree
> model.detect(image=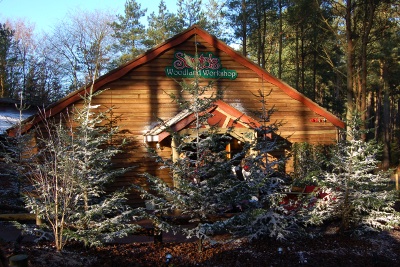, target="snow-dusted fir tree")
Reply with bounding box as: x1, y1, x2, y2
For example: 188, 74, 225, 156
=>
60, 87, 142, 247
24, 85, 142, 251
213, 89, 298, 240
139, 52, 251, 250
306, 113, 400, 233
